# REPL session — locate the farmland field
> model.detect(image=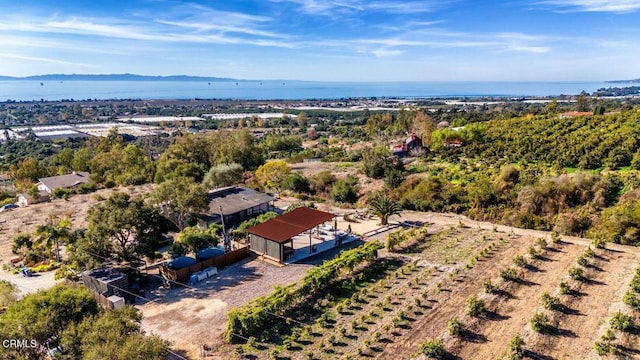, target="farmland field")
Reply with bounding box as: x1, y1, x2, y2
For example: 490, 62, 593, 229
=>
224, 217, 640, 360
